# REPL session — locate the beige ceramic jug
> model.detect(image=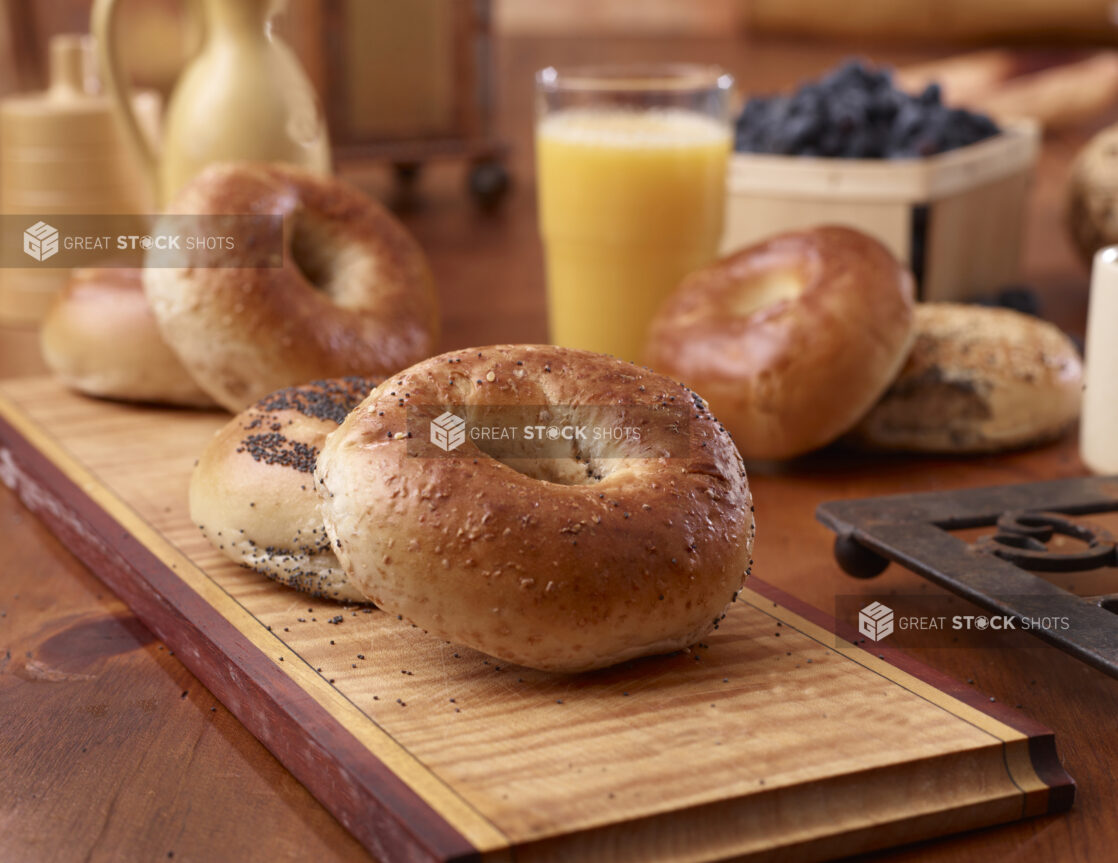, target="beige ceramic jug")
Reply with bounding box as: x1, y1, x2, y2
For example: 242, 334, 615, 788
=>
91, 0, 331, 207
